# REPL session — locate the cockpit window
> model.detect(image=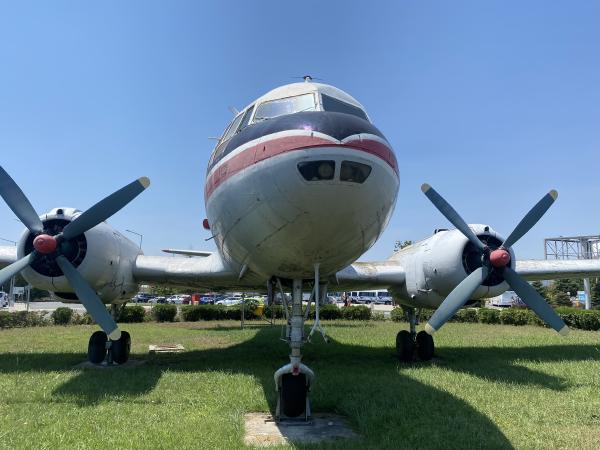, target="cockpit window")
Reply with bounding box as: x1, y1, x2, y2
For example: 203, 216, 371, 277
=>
297, 161, 335, 181
238, 105, 254, 131
322, 94, 368, 121
340, 161, 372, 183
220, 112, 244, 143
254, 93, 316, 122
